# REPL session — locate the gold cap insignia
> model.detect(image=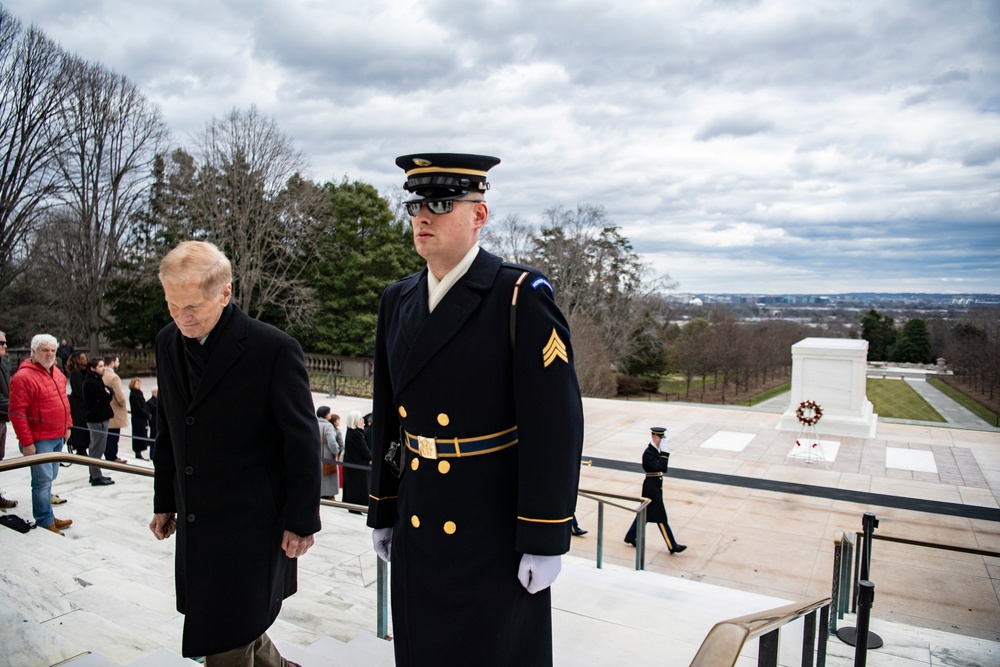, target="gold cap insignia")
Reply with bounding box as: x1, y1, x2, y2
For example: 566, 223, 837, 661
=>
413, 159, 432, 167
542, 328, 568, 367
